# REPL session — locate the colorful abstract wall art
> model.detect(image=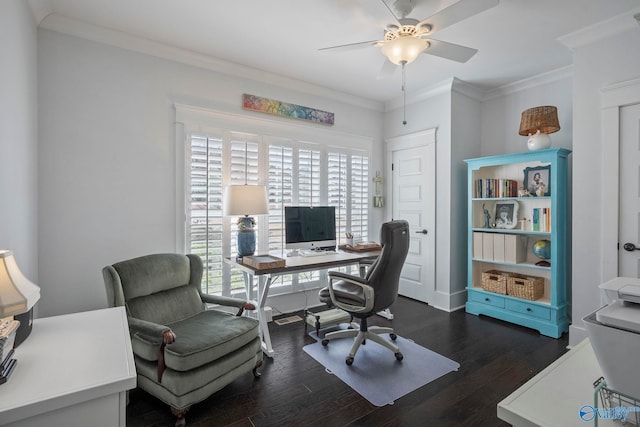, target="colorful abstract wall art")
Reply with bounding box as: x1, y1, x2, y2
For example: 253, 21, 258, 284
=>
242, 94, 334, 125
